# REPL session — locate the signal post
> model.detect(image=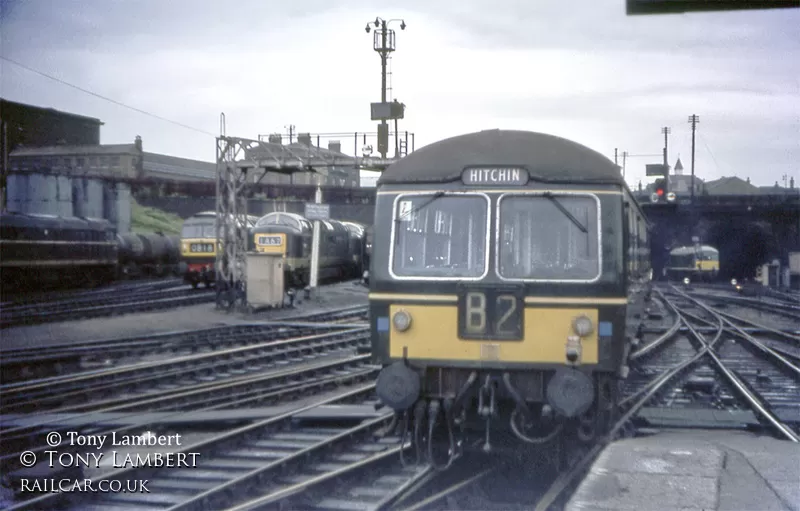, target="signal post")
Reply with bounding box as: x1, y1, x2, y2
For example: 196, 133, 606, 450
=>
305, 182, 330, 301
